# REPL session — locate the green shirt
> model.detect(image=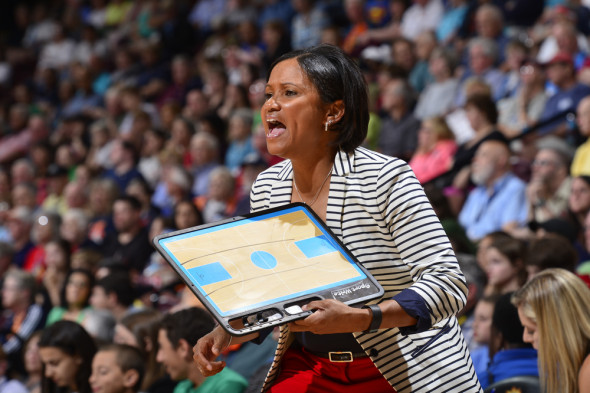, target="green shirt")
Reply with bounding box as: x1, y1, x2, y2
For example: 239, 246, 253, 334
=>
173, 368, 248, 393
